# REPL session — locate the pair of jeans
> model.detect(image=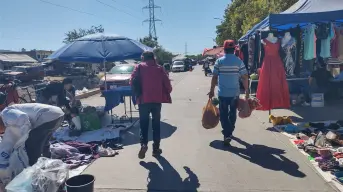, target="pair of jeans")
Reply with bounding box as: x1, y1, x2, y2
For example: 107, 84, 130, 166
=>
25, 116, 64, 166
219, 97, 238, 138
139, 103, 162, 149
